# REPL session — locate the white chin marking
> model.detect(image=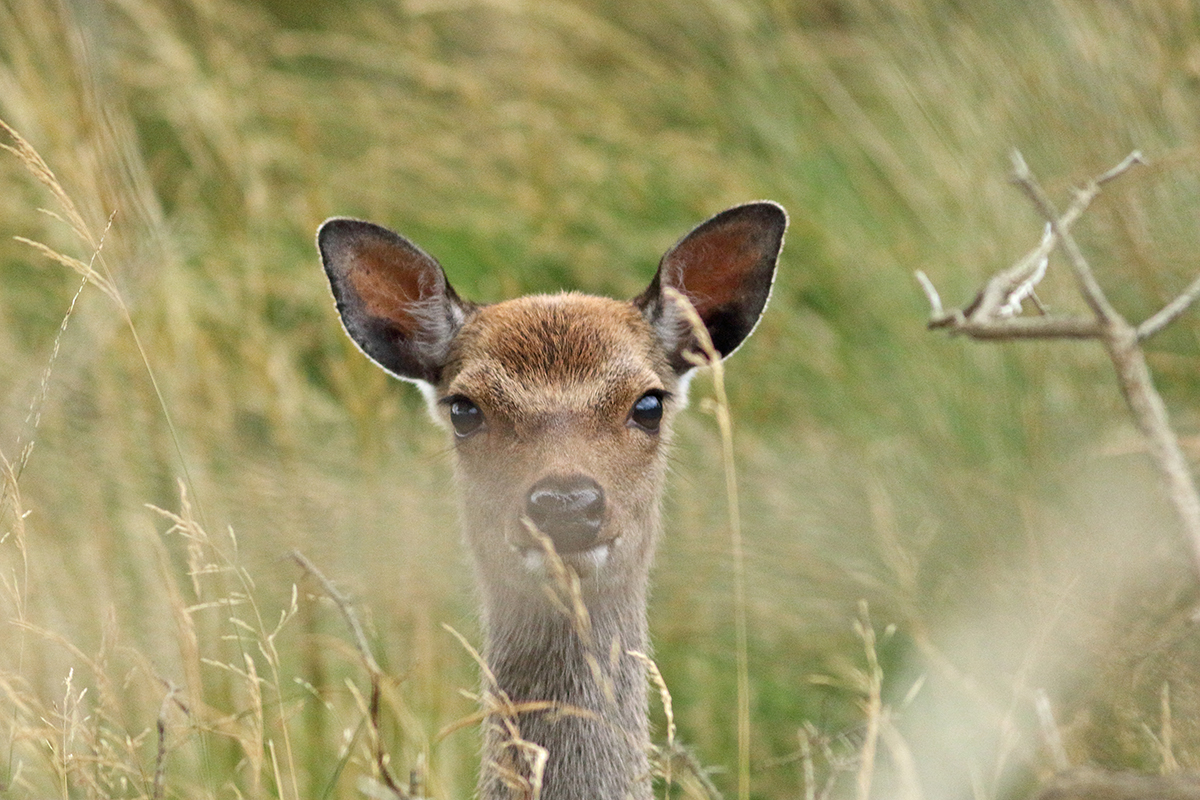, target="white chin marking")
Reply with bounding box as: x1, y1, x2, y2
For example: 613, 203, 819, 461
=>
576, 543, 611, 572
520, 548, 546, 573
519, 543, 611, 575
